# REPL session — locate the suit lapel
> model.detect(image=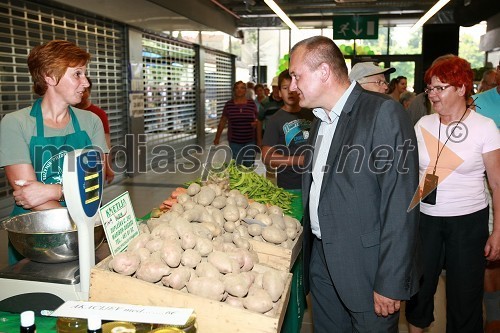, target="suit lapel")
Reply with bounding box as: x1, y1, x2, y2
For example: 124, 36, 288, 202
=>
319, 84, 363, 197
302, 117, 320, 210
